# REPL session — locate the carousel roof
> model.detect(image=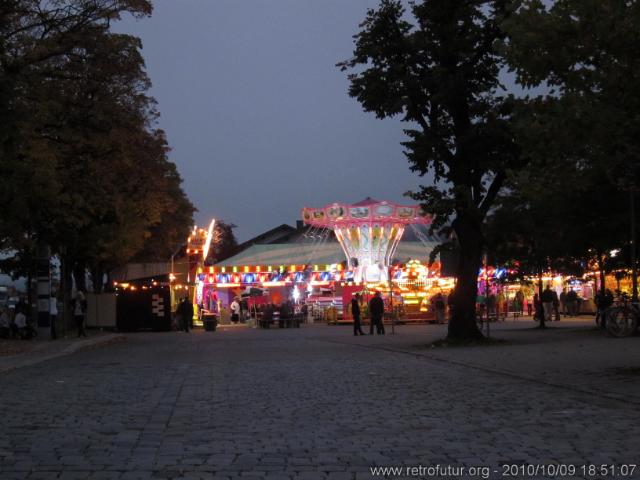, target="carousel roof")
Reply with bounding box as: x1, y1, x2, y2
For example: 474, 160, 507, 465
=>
214, 240, 439, 268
